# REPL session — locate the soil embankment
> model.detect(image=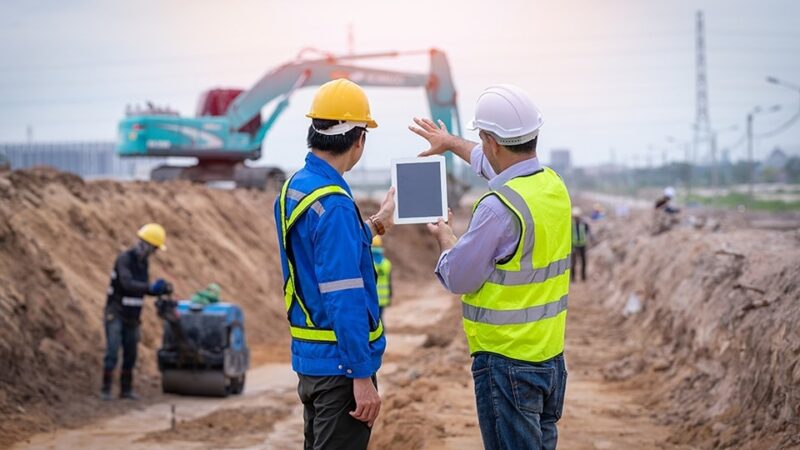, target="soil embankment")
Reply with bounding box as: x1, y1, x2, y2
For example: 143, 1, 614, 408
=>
0, 168, 436, 448
2, 169, 798, 449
